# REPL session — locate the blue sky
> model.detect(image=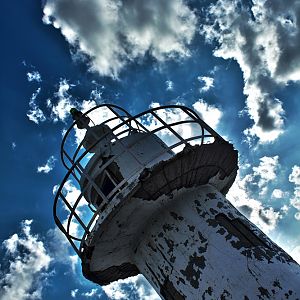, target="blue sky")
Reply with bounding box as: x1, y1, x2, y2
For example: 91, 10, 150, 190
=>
1, 0, 300, 299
